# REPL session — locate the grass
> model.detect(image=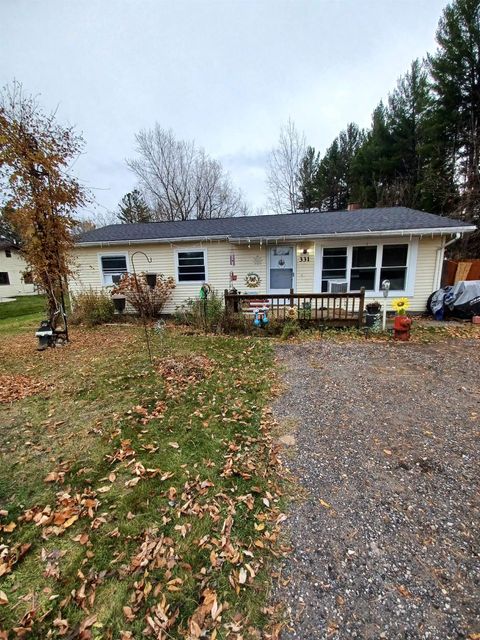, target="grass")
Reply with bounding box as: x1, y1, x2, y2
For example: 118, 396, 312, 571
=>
0, 321, 285, 638
0, 295, 47, 336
